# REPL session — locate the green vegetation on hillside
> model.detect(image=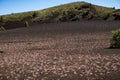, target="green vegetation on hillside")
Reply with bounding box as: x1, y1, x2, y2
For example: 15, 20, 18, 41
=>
0, 1, 120, 29
1, 12, 33, 22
